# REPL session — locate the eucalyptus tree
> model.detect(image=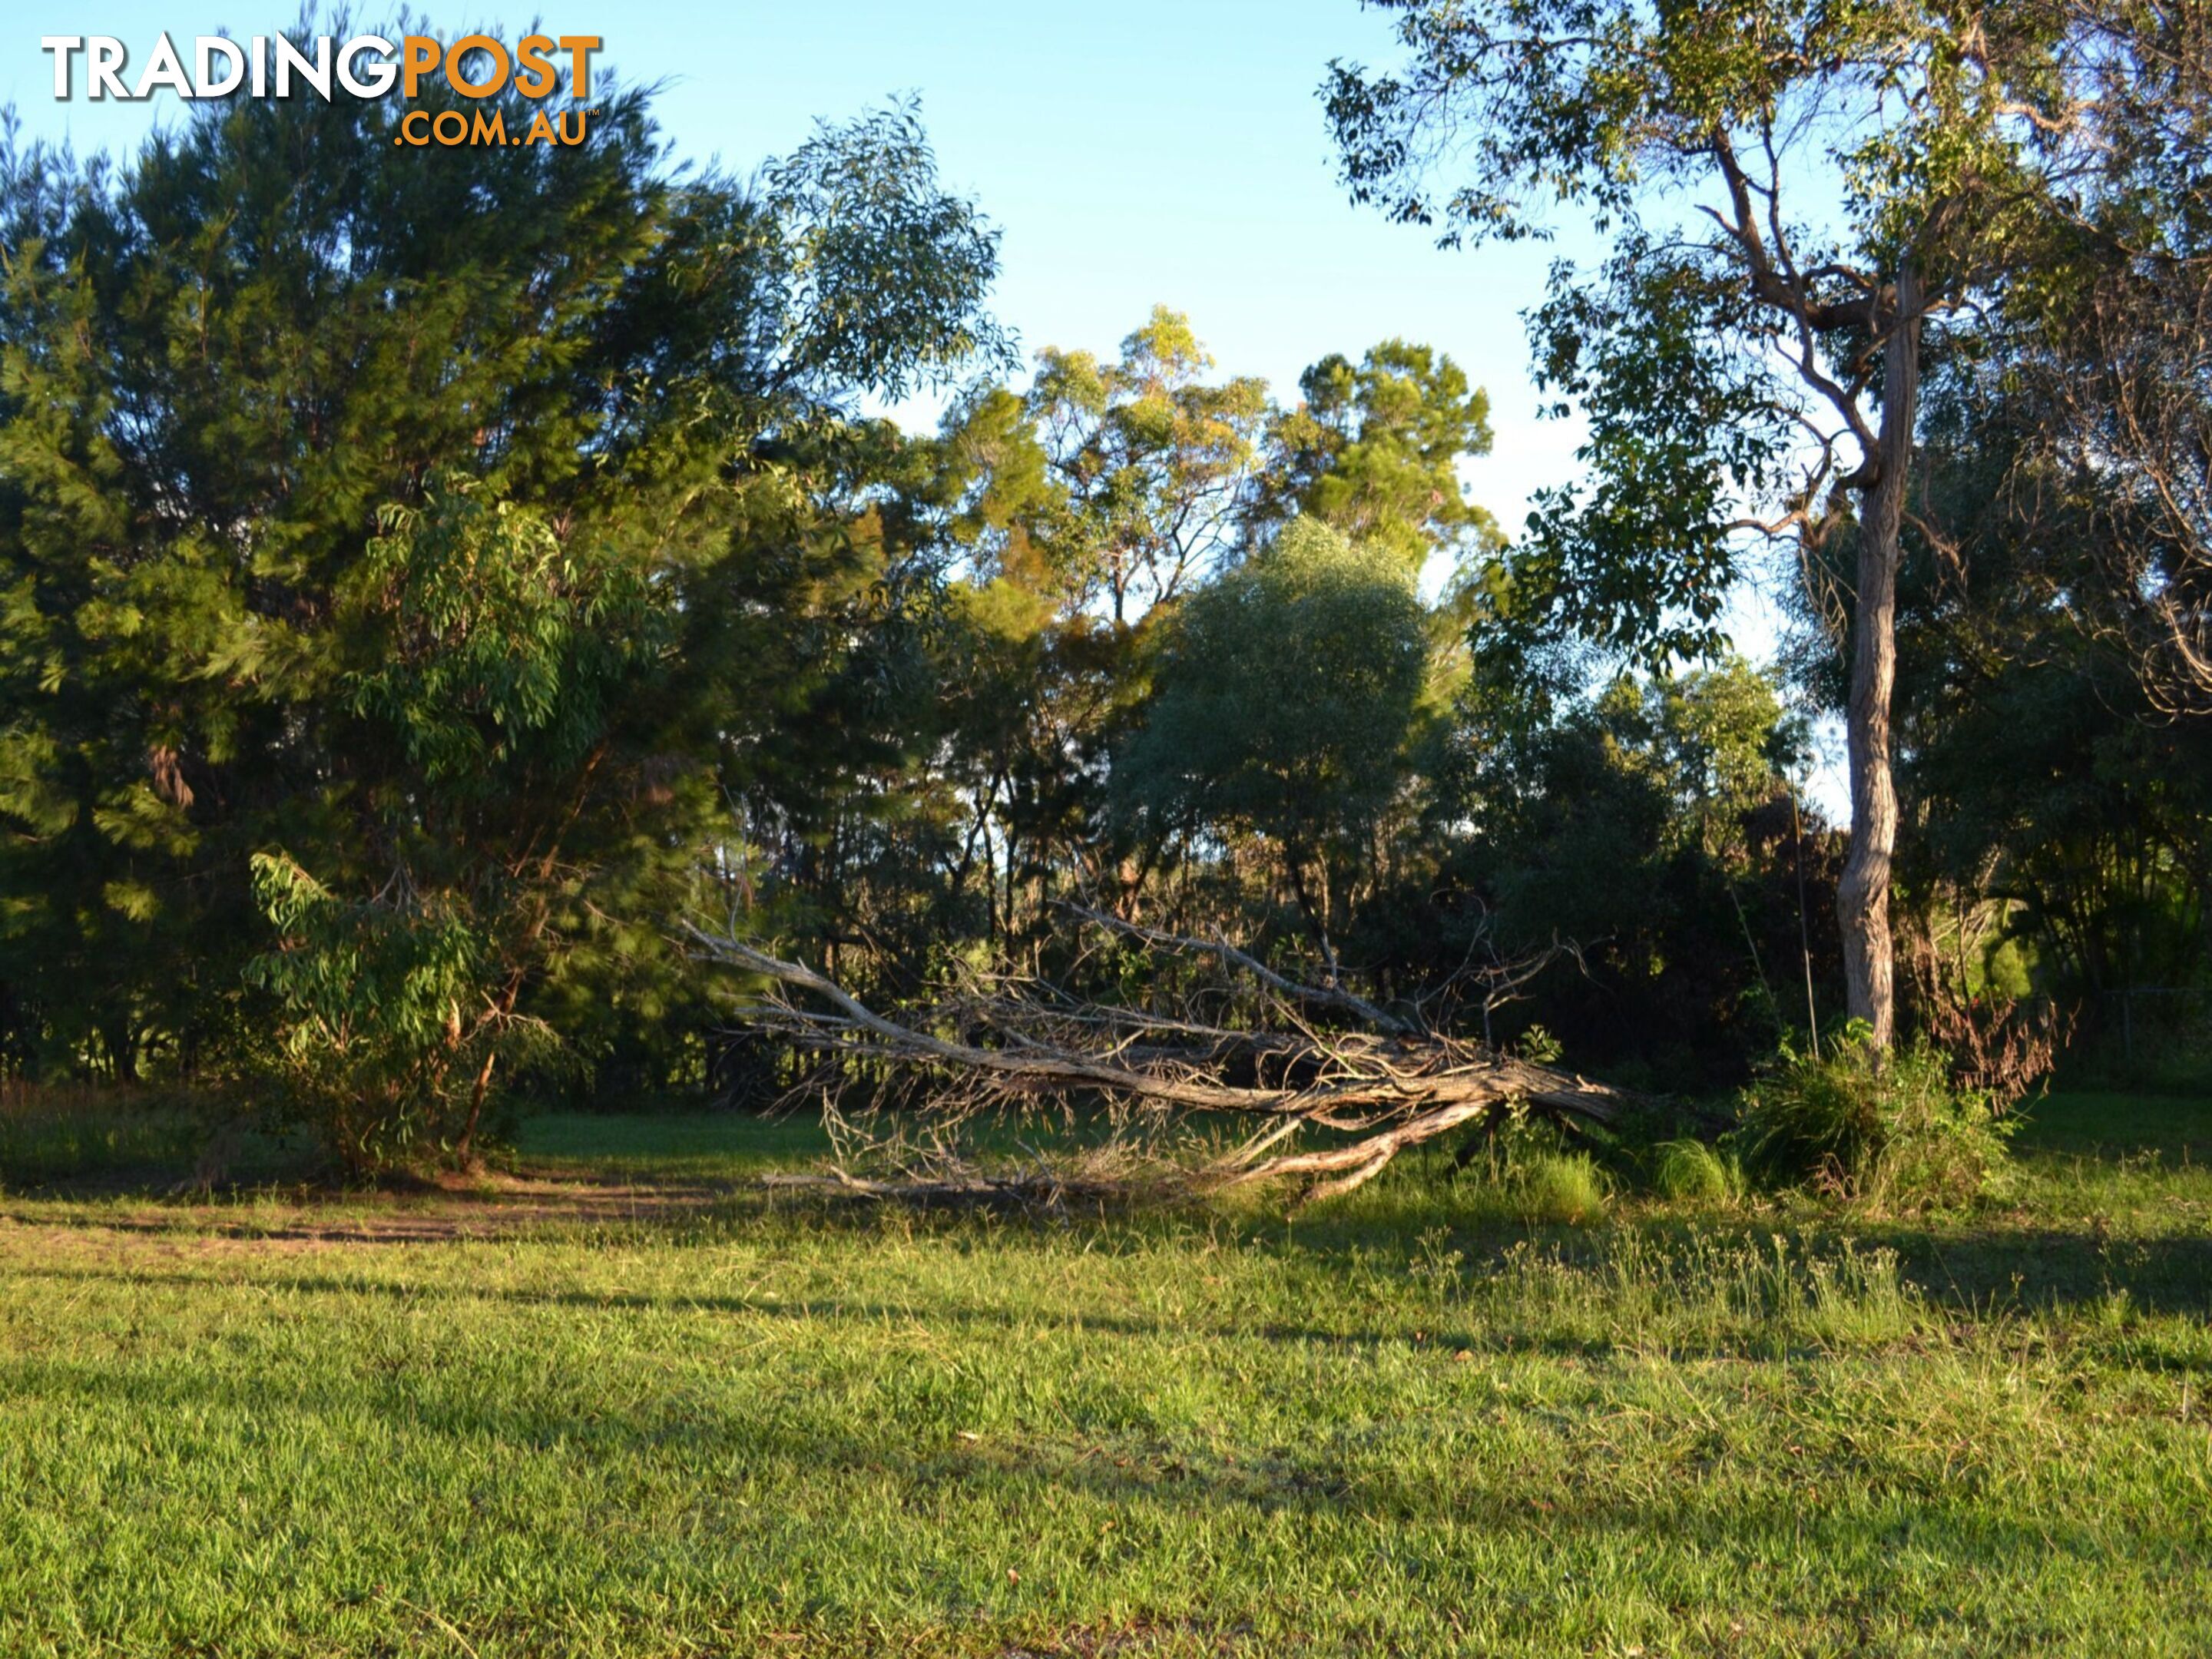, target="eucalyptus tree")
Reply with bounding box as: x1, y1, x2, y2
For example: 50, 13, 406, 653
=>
1115, 518, 1432, 972
1249, 339, 1503, 575
1326, 0, 2146, 1043
1023, 307, 1271, 626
